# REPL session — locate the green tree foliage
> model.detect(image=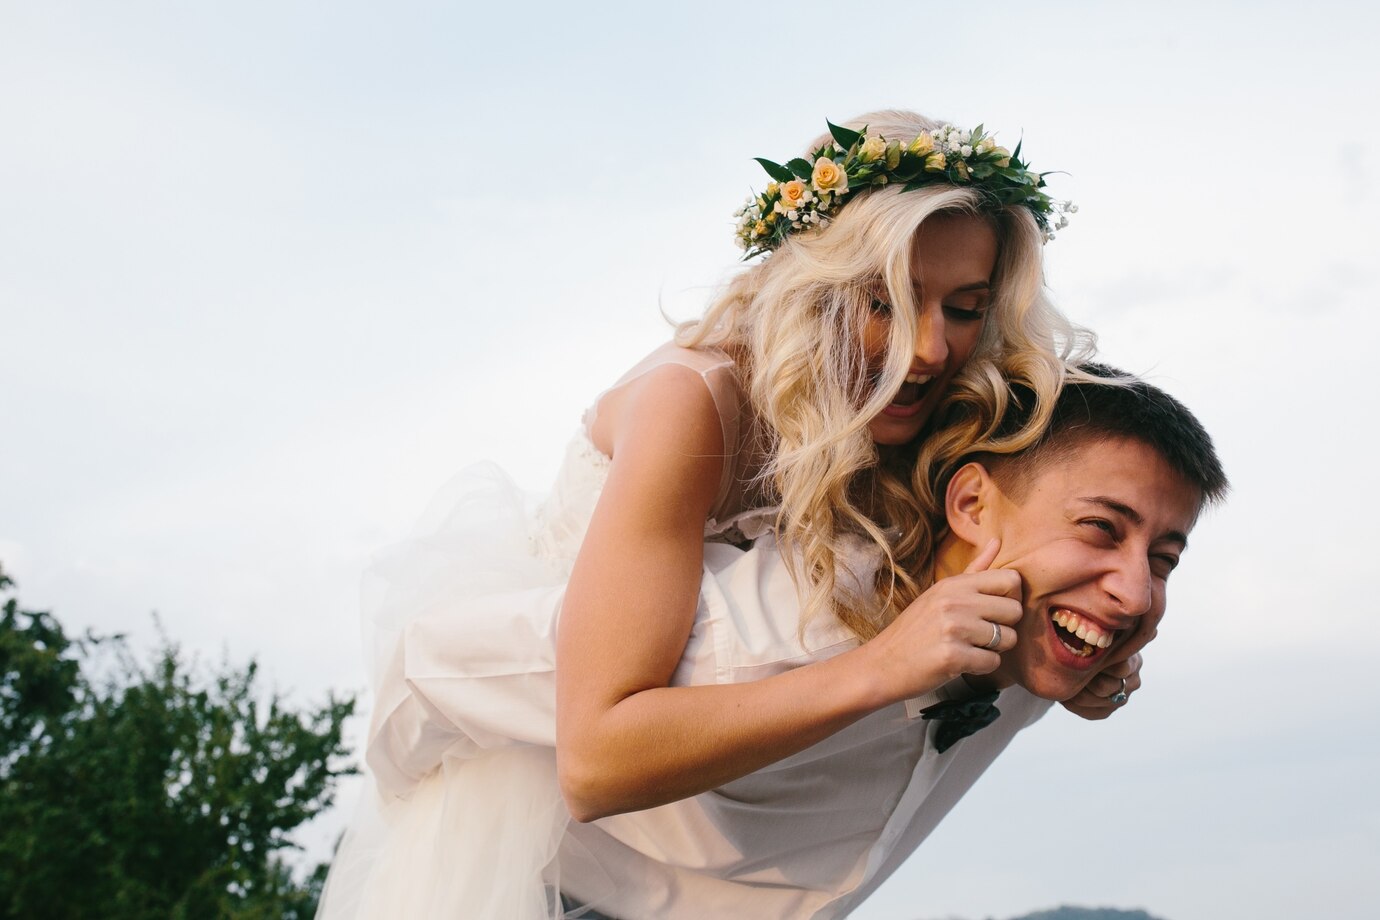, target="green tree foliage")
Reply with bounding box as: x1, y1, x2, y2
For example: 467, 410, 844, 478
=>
0, 565, 356, 919
970, 908, 1166, 920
